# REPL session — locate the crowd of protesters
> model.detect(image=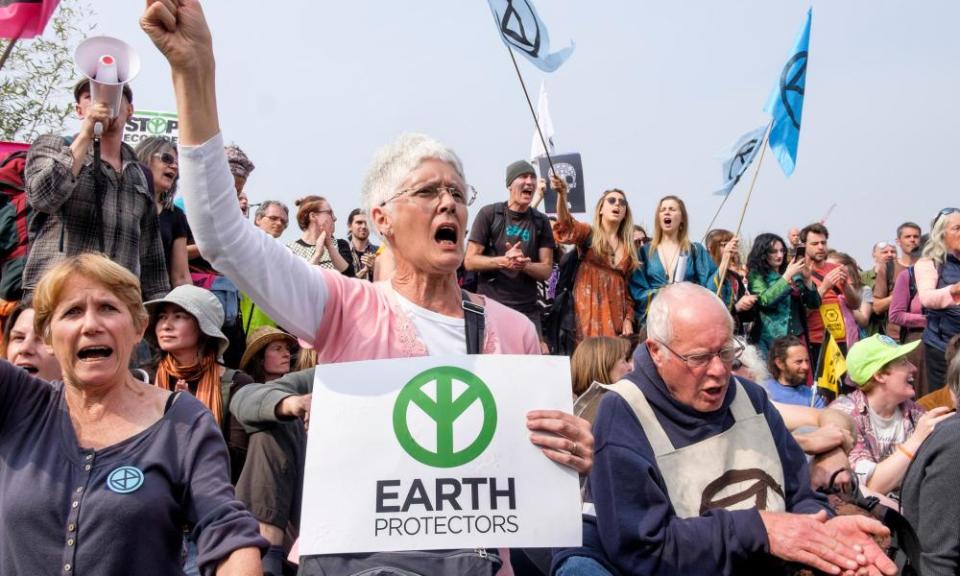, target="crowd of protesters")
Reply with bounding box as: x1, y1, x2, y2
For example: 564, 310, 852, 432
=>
2, 3, 960, 576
